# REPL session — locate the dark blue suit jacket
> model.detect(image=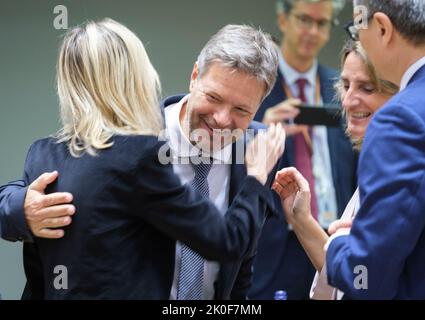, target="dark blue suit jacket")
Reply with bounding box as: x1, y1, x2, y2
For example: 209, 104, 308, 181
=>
161, 95, 280, 299
250, 65, 357, 299
327, 65, 425, 299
